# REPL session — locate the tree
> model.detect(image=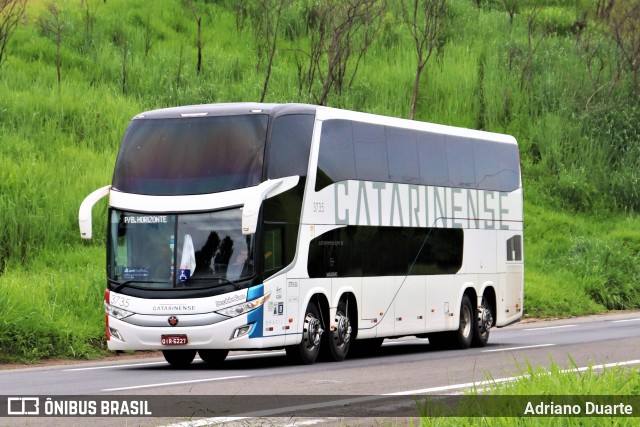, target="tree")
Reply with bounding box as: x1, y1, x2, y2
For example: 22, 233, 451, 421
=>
609, 1, 640, 95
186, 0, 203, 75
142, 0, 154, 57
400, 0, 447, 120
596, 0, 614, 22
500, 0, 518, 29
82, 0, 101, 37
520, 4, 551, 91
121, 42, 129, 95
0, 0, 27, 69
249, 0, 292, 102
299, 0, 385, 105
39, 2, 64, 88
